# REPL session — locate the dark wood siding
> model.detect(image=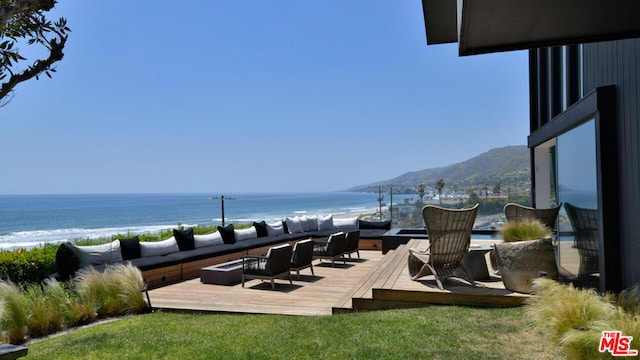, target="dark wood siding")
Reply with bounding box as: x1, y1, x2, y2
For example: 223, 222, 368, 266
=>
583, 38, 640, 288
